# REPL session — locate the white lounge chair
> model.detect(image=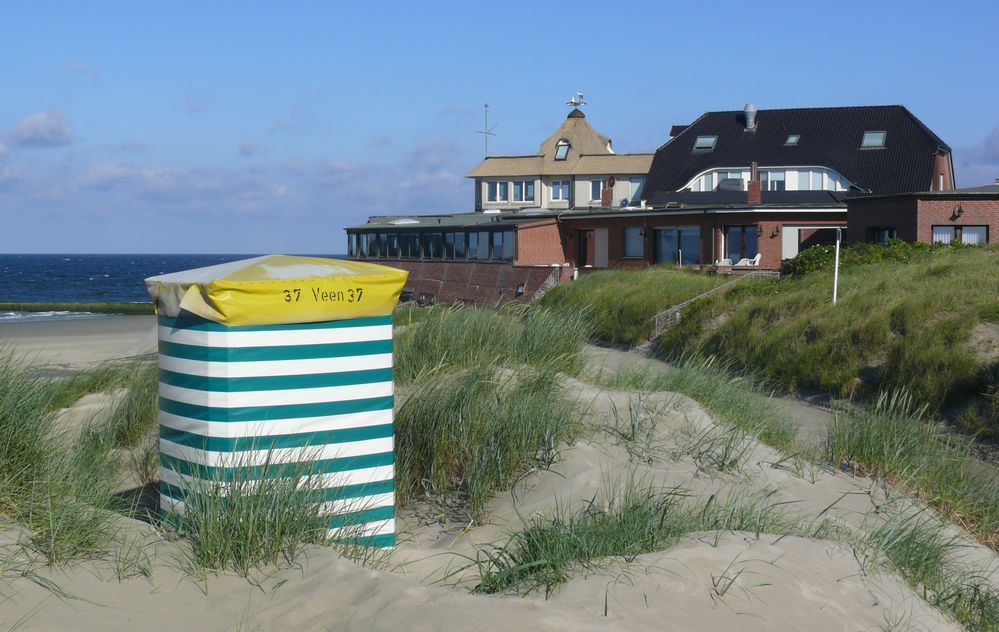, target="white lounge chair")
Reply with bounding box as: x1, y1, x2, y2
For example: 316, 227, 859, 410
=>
735, 253, 762, 267
715, 258, 733, 266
